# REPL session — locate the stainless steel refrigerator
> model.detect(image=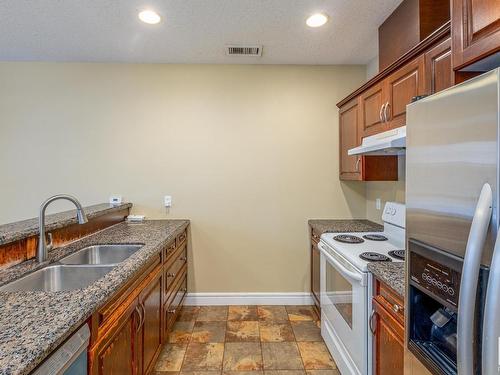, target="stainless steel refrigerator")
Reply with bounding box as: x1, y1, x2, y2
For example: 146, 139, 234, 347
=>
406, 68, 500, 375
